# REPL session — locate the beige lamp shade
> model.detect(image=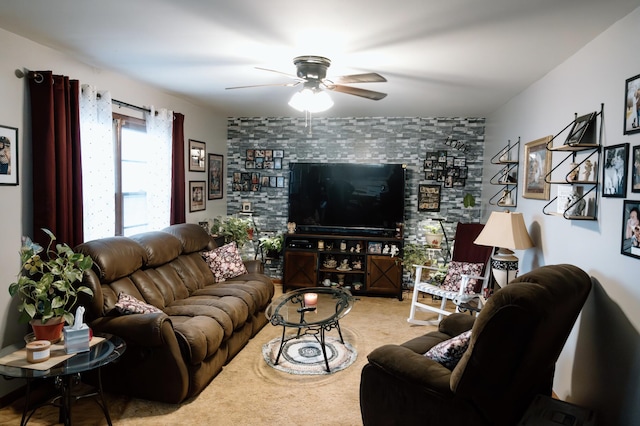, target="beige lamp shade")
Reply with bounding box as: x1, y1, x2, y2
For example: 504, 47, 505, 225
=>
474, 211, 534, 288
